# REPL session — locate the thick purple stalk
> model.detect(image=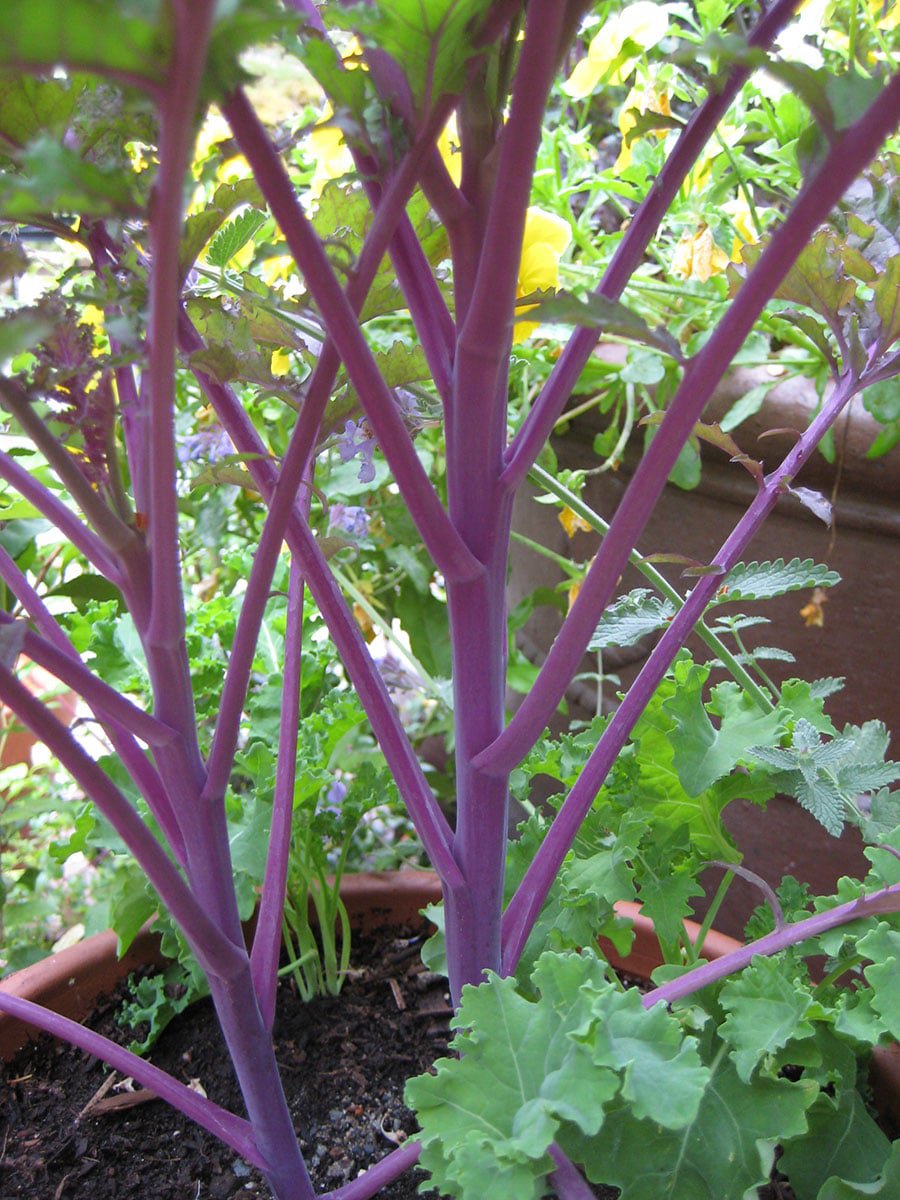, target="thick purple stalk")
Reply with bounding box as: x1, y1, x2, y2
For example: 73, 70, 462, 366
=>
179, 316, 463, 890
442, 0, 567, 999
500, 370, 864, 970
251, 557, 305, 1027
222, 89, 482, 585
502, 0, 805, 489
643, 880, 900, 1008
145, 0, 215, 649
479, 77, 900, 778
0, 989, 264, 1166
